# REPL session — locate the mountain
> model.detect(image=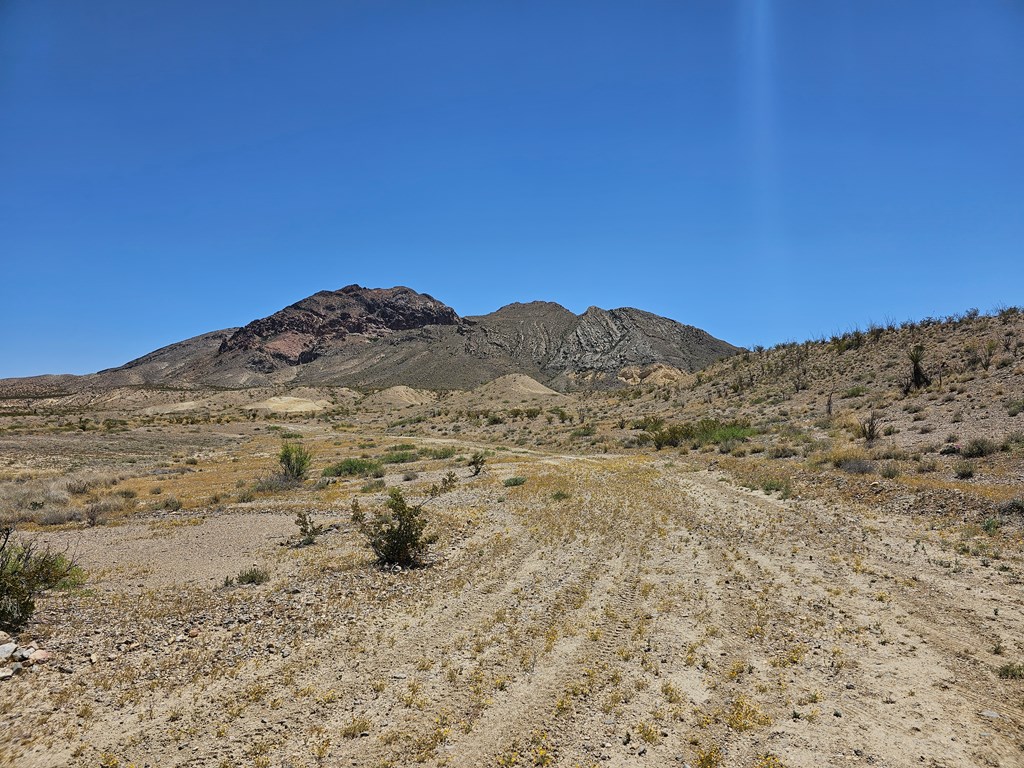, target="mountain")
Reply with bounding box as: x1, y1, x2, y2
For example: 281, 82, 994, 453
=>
29, 285, 742, 391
